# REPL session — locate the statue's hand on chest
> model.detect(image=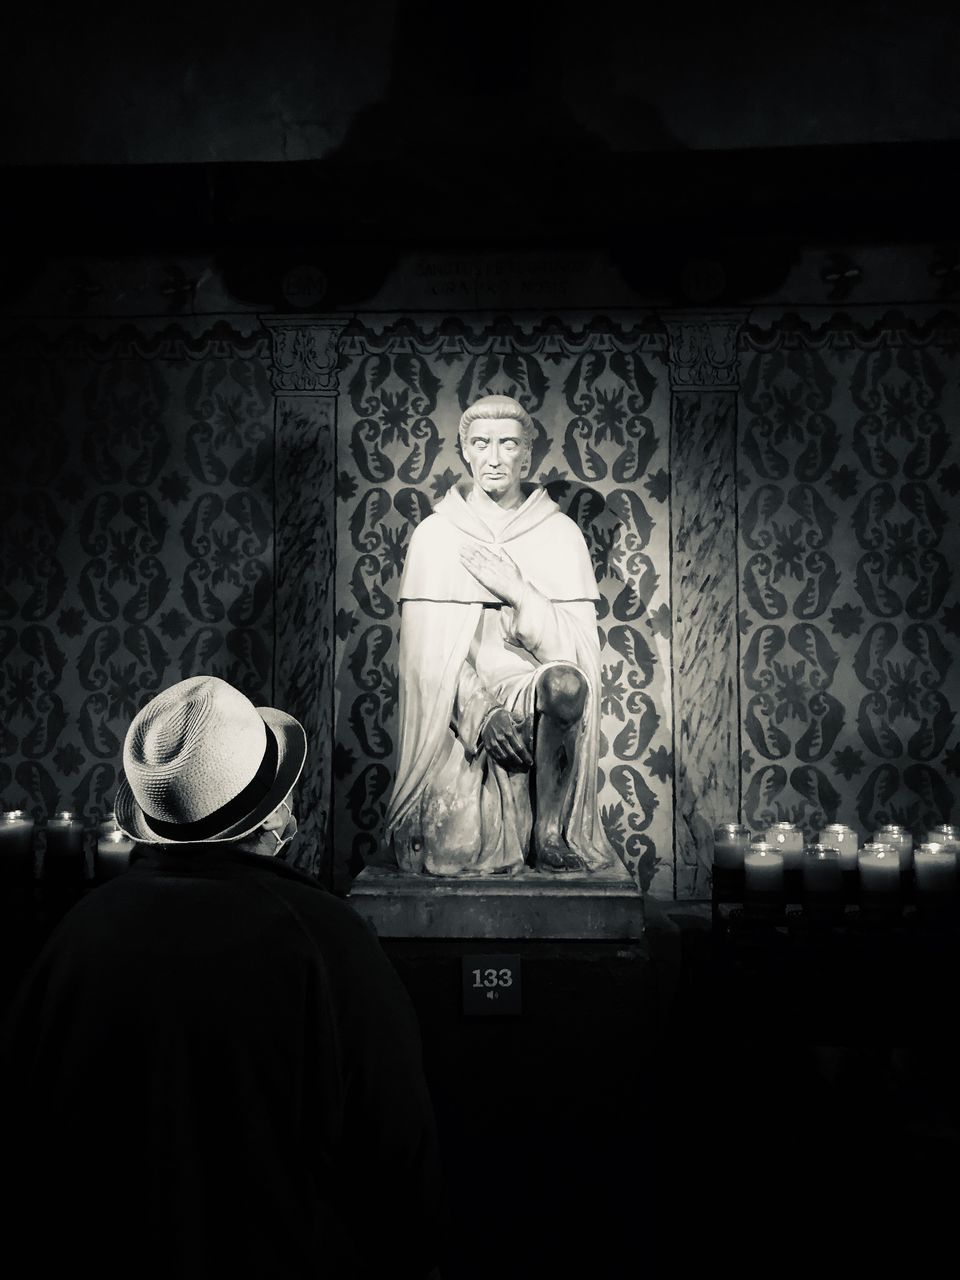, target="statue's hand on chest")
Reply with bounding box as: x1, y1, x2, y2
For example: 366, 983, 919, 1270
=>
459, 543, 525, 608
